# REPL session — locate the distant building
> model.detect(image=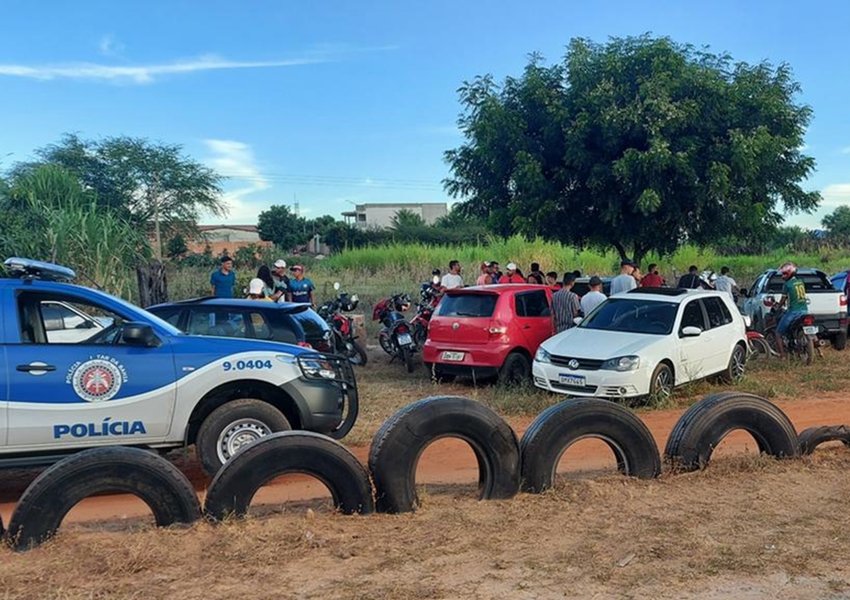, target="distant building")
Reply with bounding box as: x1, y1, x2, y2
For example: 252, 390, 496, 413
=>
186, 225, 273, 255
342, 203, 448, 229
